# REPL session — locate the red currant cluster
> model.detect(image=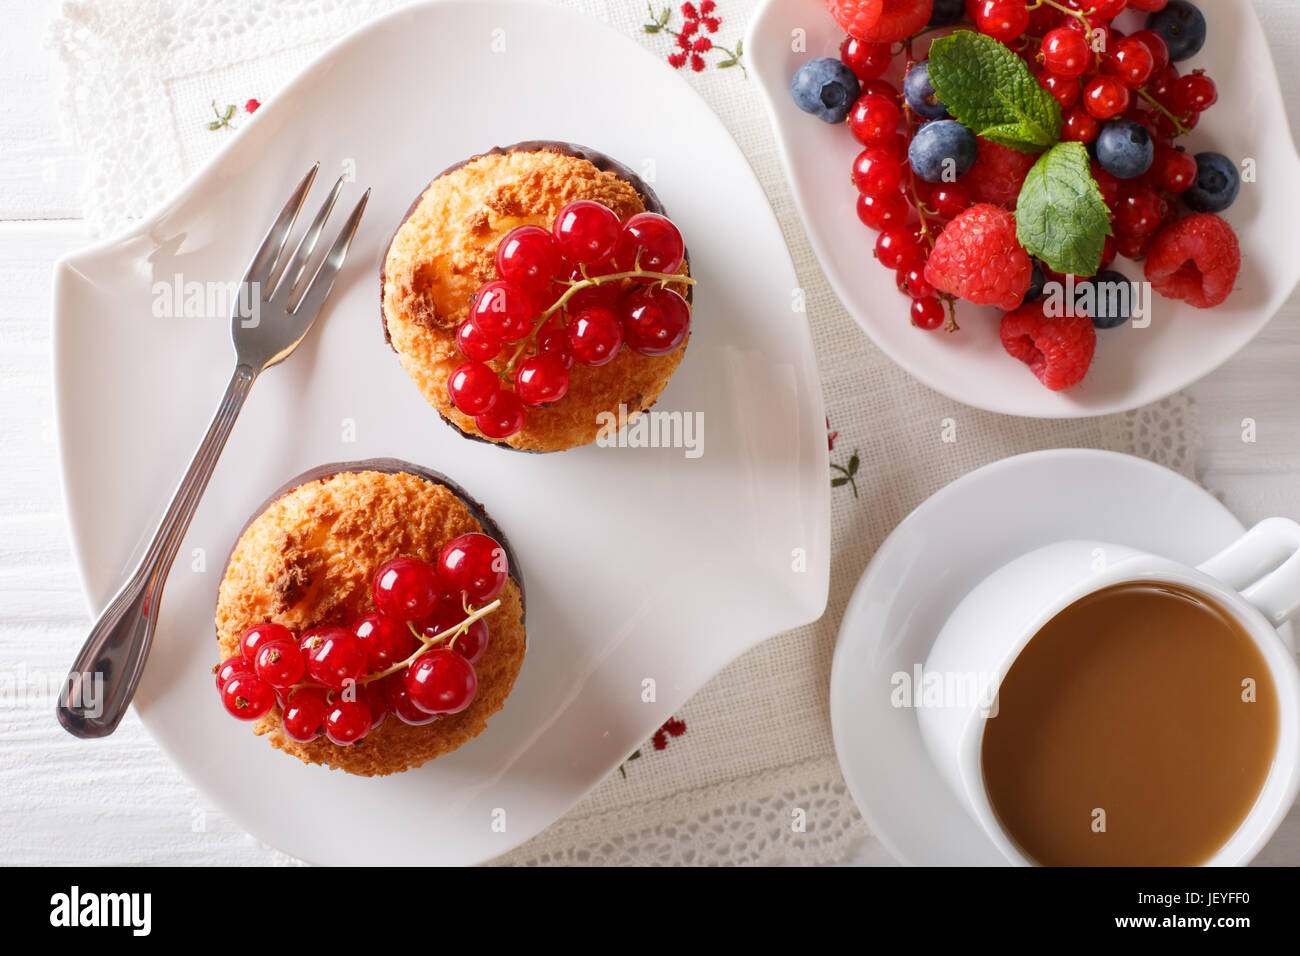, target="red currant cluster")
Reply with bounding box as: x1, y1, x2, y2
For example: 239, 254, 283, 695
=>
214, 532, 509, 745
448, 201, 694, 440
